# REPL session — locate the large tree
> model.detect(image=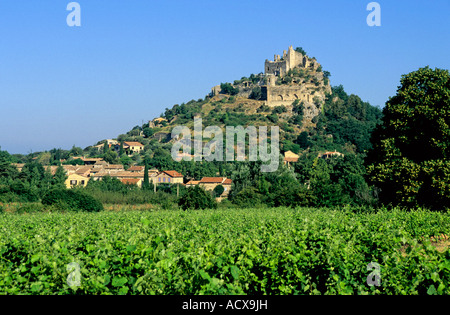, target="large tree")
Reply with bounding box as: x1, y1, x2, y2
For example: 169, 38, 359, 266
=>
366, 67, 450, 209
